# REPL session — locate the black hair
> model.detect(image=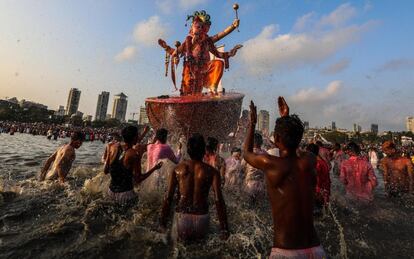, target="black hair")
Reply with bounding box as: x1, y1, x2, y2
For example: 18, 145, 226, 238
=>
187, 133, 206, 161
111, 132, 122, 141
231, 147, 241, 154
254, 132, 263, 147
316, 141, 323, 147
346, 141, 360, 155
306, 143, 319, 156
155, 128, 168, 144
274, 115, 304, 150
206, 137, 219, 153
71, 131, 85, 142
121, 125, 138, 144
